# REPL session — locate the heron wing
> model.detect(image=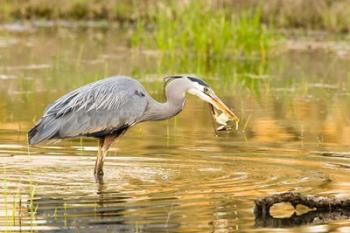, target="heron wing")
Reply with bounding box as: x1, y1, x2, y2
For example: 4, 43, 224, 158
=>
29, 76, 148, 144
